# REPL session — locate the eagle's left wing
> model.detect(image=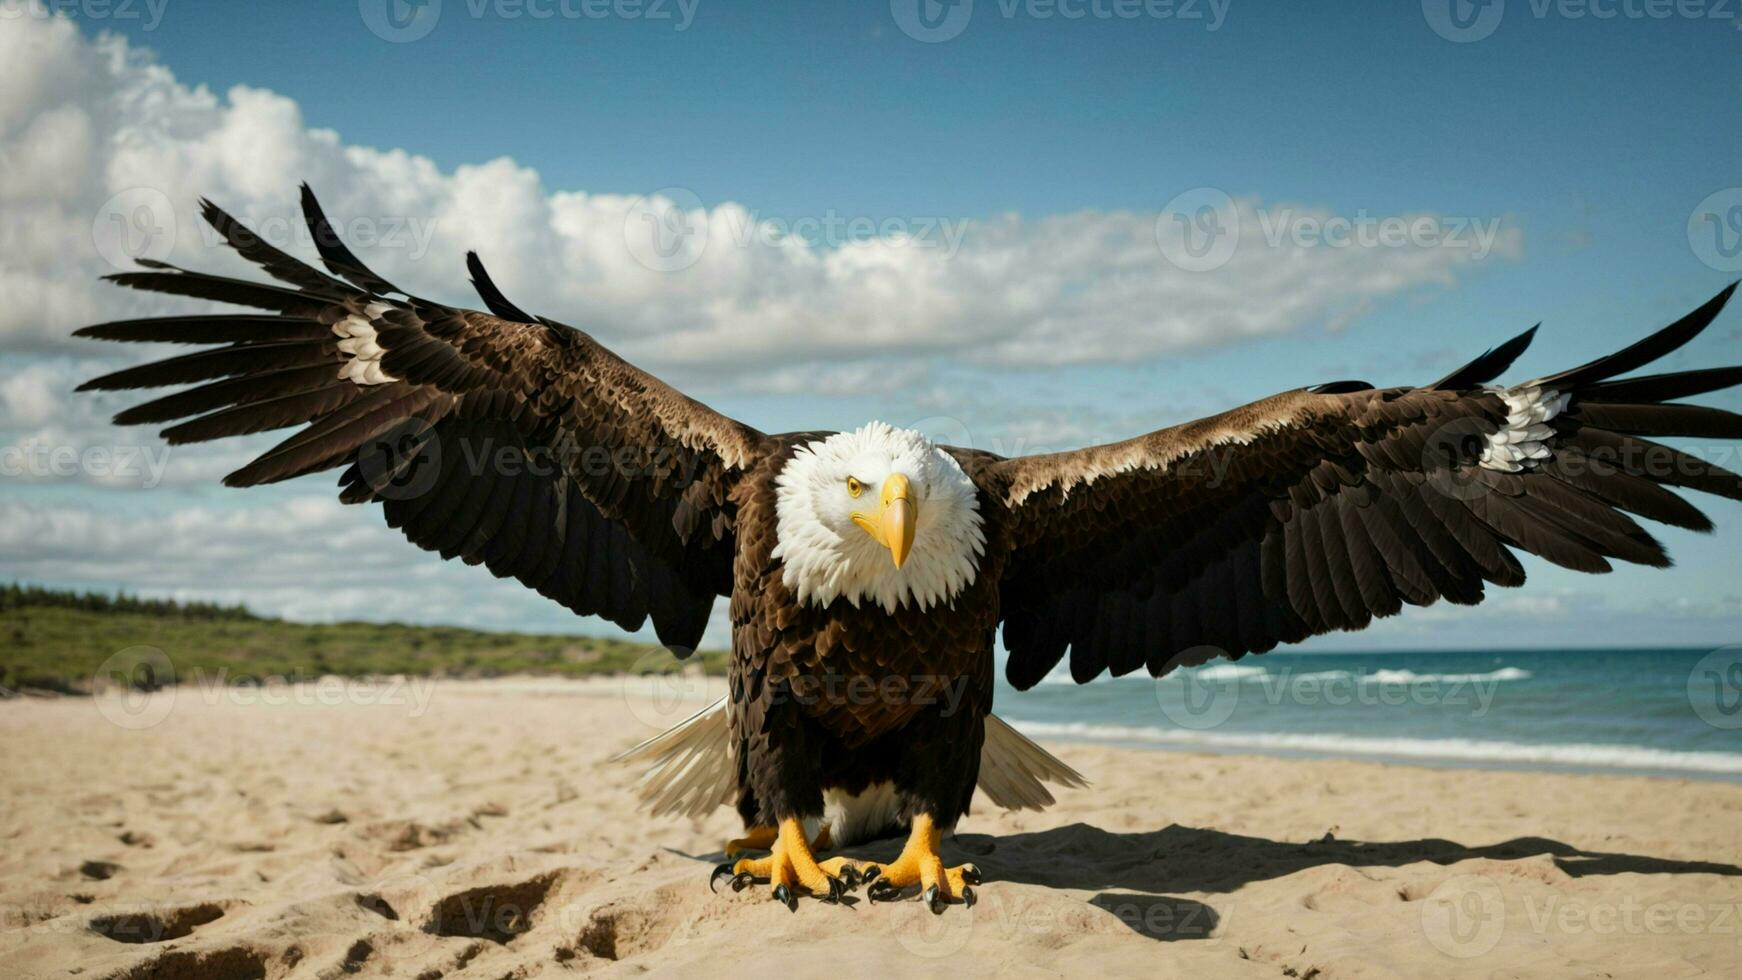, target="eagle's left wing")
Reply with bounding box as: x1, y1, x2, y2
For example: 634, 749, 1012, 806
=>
984, 286, 1742, 689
